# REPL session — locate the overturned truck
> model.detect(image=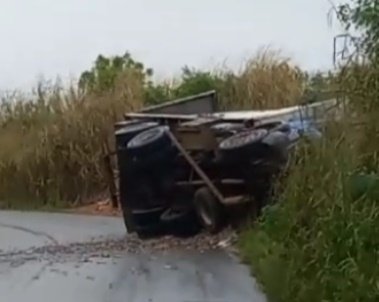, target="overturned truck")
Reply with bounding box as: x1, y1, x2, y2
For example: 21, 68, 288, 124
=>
114, 91, 327, 237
